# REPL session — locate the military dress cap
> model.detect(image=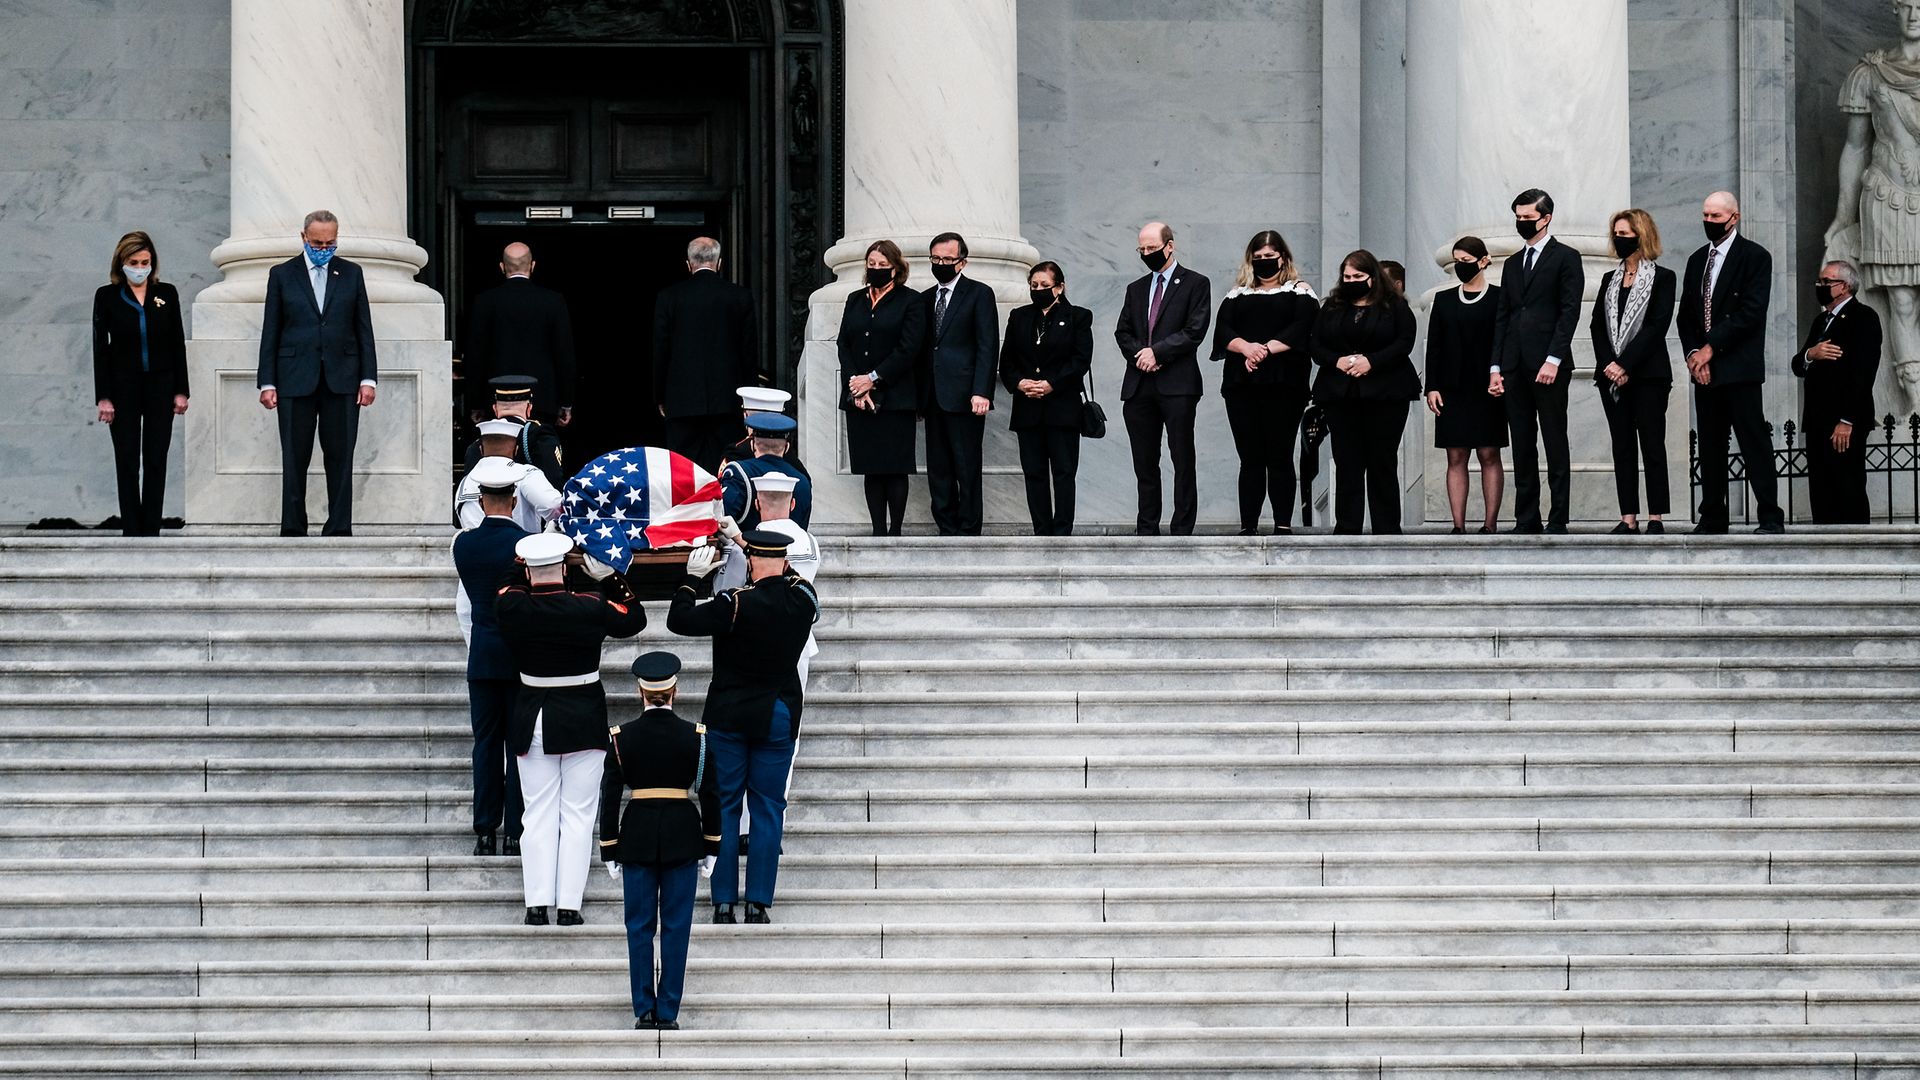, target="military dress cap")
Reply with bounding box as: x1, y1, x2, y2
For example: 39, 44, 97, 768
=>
752, 471, 800, 495
737, 386, 791, 412
741, 529, 792, 557
630, 651, 682, 690
490, 375, 538, 401
515, 531, 575, 567
744, 412, 797, 437
467, 456, 523, 494
476, 418, 523, 439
